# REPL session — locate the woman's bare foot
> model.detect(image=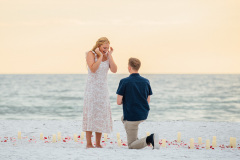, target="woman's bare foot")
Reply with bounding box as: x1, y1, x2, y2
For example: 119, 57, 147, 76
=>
86, 144, 95, 148
95, 145, 103, 148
